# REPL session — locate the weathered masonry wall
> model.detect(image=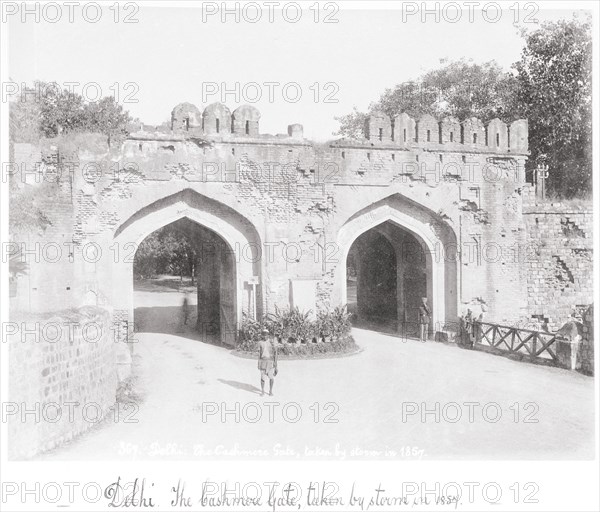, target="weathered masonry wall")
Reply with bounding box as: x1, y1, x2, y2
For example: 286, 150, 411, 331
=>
11, 103, 534, 334
522, 194, 593, 331
11, 101, 593, 339
9, 142, 80, 313
8, 307, 118, 459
